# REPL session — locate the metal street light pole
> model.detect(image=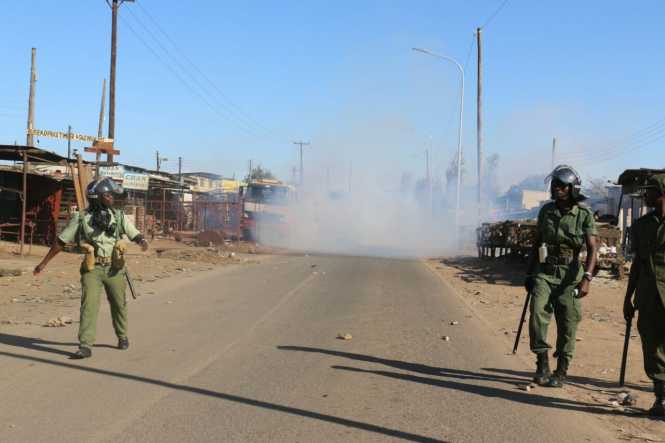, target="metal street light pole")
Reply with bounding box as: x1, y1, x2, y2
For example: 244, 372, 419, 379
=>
412, 47, 465, 234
